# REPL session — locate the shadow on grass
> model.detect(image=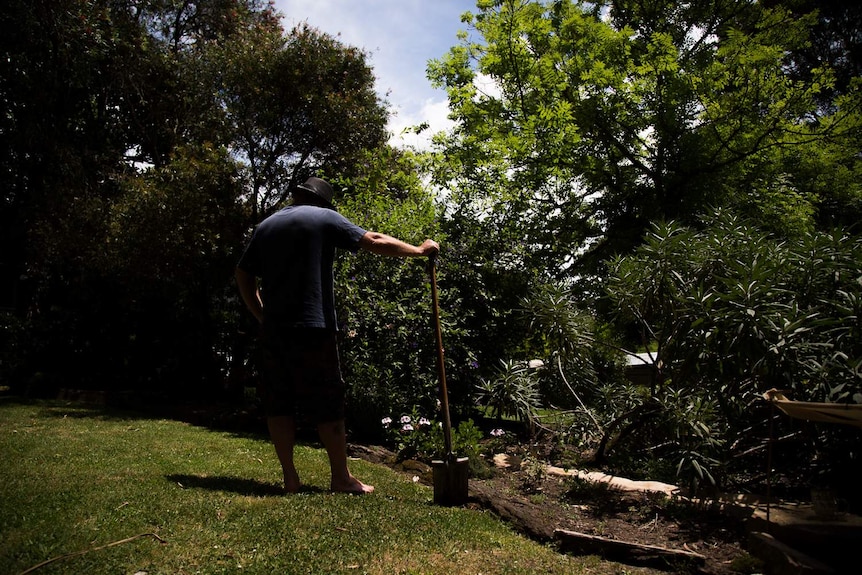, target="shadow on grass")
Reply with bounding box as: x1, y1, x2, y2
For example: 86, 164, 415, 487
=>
3, 395, 271, 441
166, 474, 325, 496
